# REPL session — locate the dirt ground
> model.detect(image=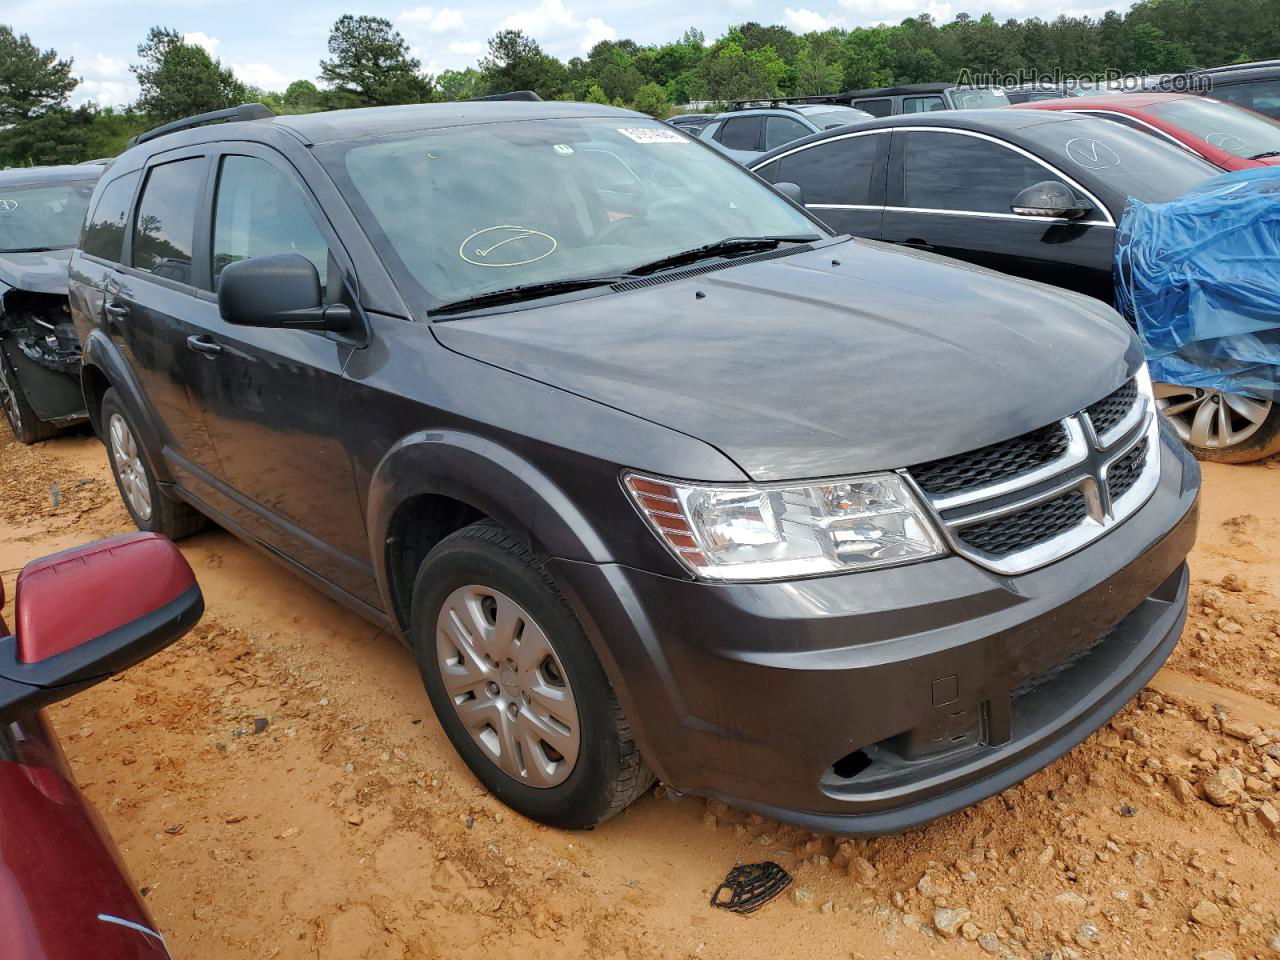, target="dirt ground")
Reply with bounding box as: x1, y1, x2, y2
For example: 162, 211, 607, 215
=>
3, 424, 1280, 960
